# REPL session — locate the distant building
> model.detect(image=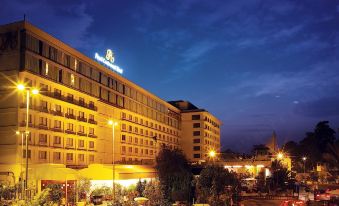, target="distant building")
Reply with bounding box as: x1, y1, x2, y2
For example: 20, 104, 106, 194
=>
169, 100, 221, 162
